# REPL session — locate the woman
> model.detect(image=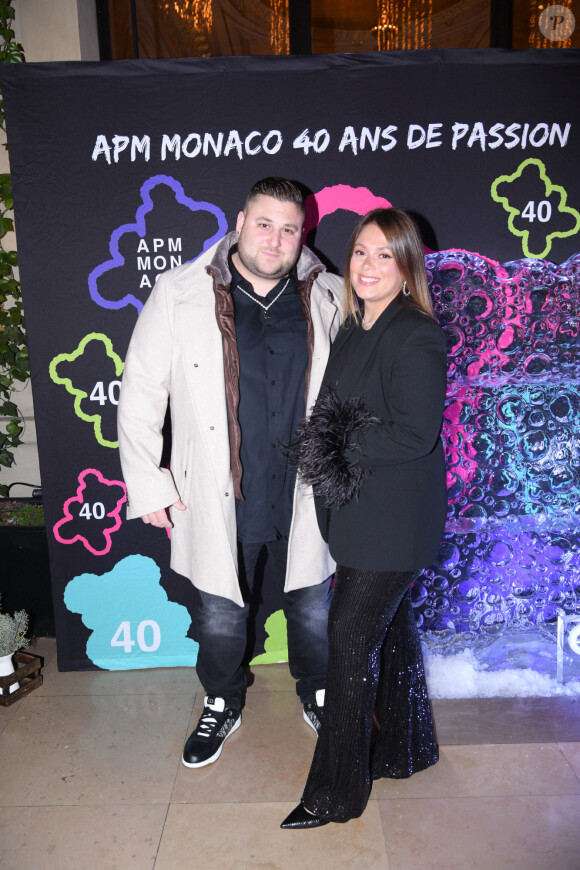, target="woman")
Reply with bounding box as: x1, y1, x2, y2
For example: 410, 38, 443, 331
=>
281, 208, 448, 828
